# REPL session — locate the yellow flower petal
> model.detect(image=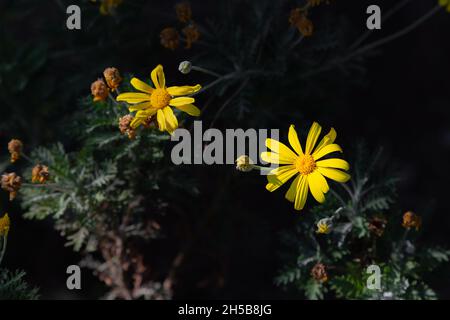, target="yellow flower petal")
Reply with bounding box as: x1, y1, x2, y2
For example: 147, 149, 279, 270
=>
261, 152, 295, 165
312, 144, 343, 161
156, 109, 166, 132
265, 165, 298, 191
308, 171, 328, 203
128, 101, 153, 112
174, 104, 201, 116
285, 174, 300, 203
169, 97, 195, 106
163, 106, 178, 133
151, 64, 165, 89
131, 117, 143, 129
135, 108, 157, 118
167, 85, 201, 96
288, 124, 304, 156
117, 92, 151, 103
294, 175, 309, 211
317, 167, 350, 183
305, 122, 322, 155
130, 78, 154, 94
314, 128, 336, 154
265, 138, 298, 162
316, 158, 349, 171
